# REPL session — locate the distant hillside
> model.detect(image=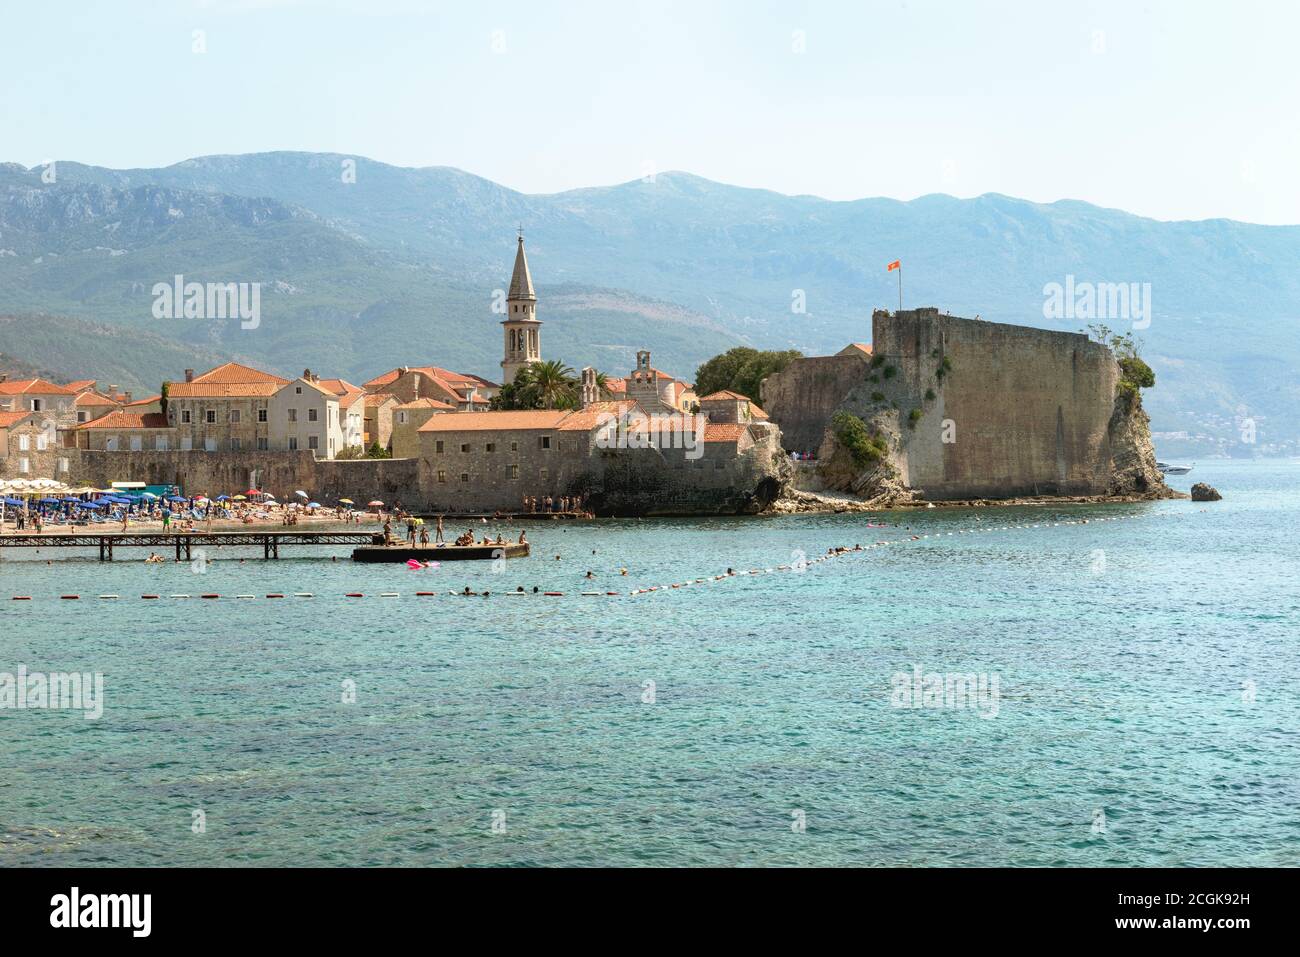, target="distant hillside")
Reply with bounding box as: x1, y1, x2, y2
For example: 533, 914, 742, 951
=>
3, 153, 1299, 455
